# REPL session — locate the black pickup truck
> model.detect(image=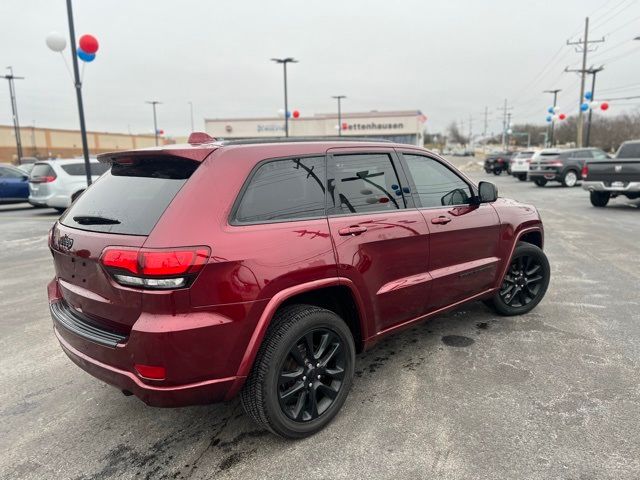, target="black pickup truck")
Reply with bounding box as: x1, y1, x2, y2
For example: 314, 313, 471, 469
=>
582, 140, 640, 207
